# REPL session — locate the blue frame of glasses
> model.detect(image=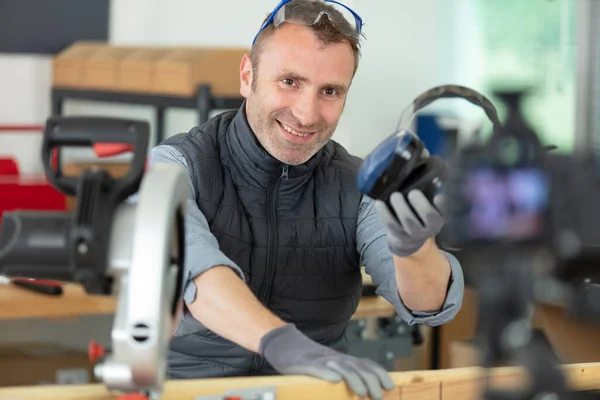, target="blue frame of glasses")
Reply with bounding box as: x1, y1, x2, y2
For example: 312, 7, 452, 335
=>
251, 0, 363, 46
